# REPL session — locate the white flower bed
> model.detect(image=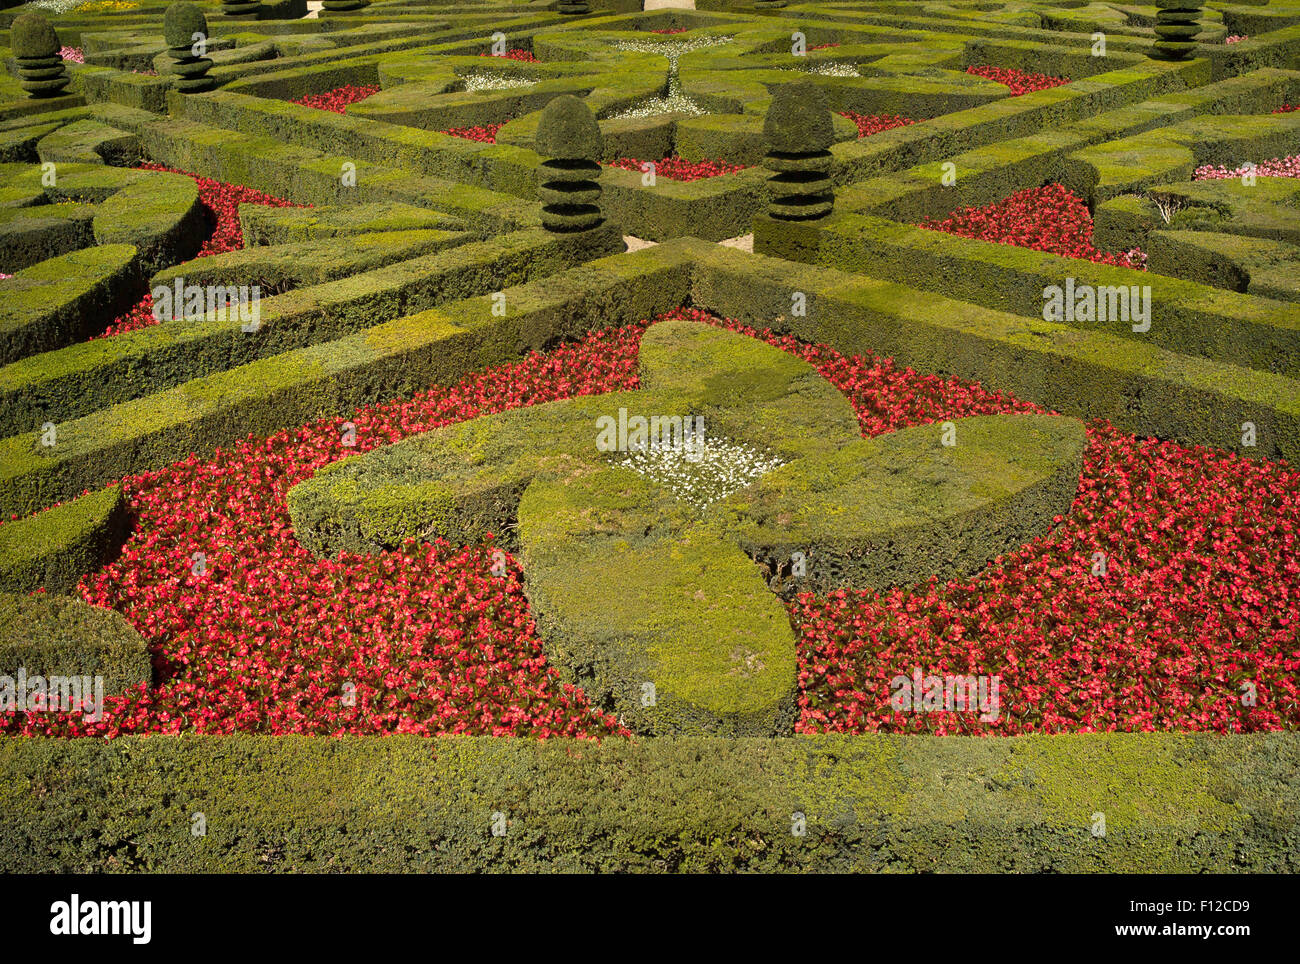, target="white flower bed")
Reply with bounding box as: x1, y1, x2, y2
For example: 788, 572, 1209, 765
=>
605, 35, 733, 120
29, 0, 95, 14
783, 62, 860, 77
612, 437, 786, 510
462, 73, 536, 93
